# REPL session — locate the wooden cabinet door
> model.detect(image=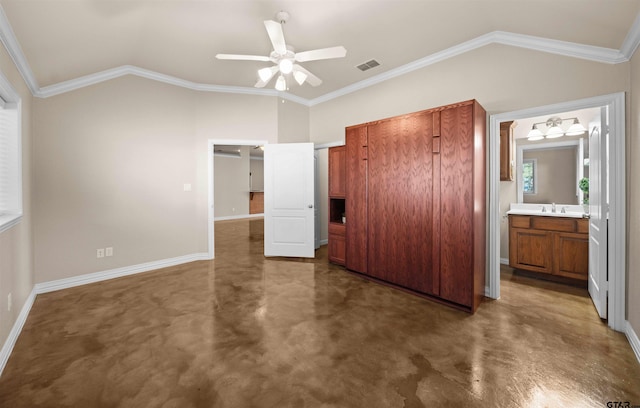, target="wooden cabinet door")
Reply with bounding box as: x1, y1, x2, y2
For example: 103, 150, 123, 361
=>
438, 104, 477, 306
367, 111, 436, 294
509, 228, 553, 274
328, 146, 346, 197
554, 232, 589, 280
345, 126, 368, 274
500, 121, 515, 181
